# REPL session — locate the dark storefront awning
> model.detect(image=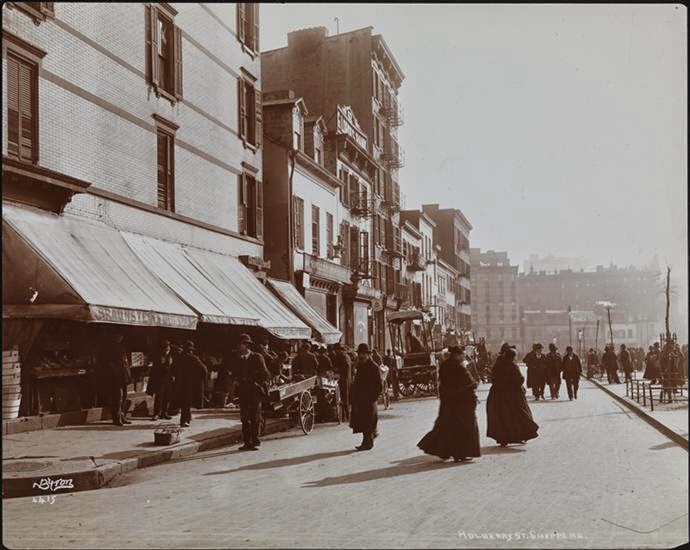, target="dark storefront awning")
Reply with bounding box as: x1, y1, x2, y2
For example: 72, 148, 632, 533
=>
2, 204, 198, 329
122, 233, 311, 340
267, 278, 342, 344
